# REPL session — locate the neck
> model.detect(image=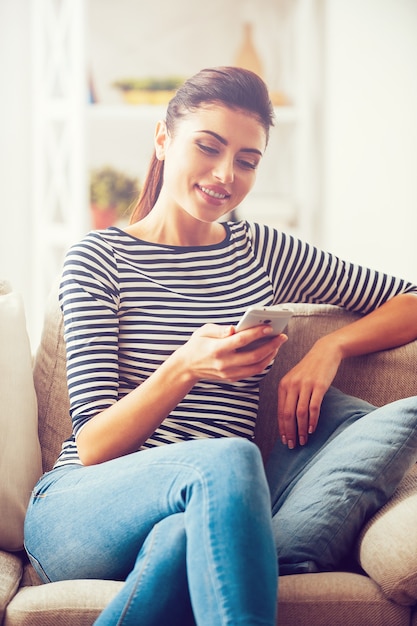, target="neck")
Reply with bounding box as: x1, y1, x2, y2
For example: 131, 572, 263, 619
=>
125, 212, 226, 247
